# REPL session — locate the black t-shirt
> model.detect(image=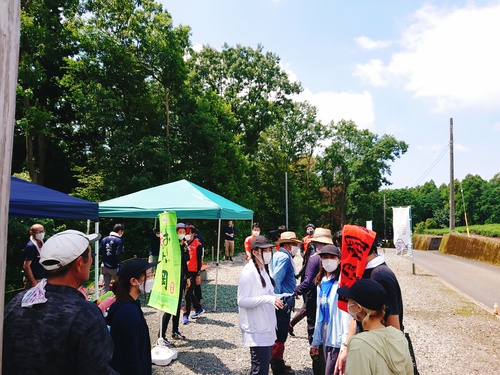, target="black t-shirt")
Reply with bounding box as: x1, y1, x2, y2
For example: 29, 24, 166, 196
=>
362, 262, 404, 331
224, 226, 236, 241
